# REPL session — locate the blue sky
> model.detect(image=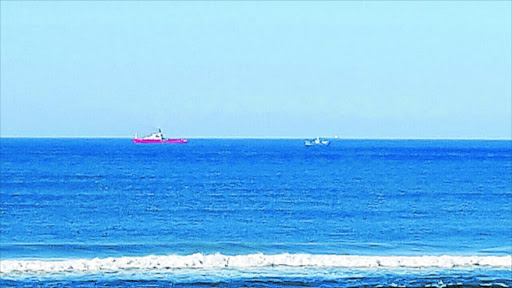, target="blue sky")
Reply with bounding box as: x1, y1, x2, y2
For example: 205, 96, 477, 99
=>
1, 1, 510, 138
